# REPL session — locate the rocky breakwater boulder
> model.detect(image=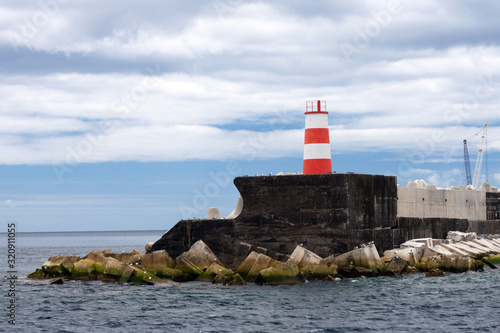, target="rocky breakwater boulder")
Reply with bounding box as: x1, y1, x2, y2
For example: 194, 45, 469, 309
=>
290, 246, 339, 281
28, 255, 80, 279
72, 250, 161, 284
140, 250, 182, 280
235, 246, 340, 284
256, 259, 304, 285
381, 232, 500, 276
335, 243, 383, 277
174, 240, 244, 285
28, 249, 179, 285
235, 252, 282, 282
